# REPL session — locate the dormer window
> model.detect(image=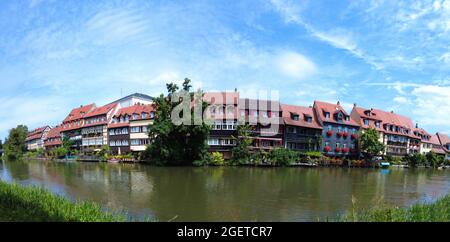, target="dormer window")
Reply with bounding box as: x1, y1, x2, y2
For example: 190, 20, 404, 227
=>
375, 121, 380, 128
306, 116, 312, 123
291, 113, 299, 121
324, 112, 330, 118
125, 115, 129, 123
133, 114, 138, 120
345, 116, 350, 121
364, 119, 369, 125
142, 113, 147, 119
